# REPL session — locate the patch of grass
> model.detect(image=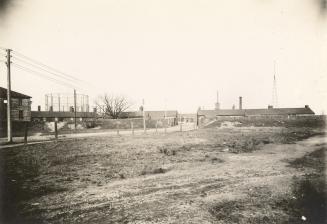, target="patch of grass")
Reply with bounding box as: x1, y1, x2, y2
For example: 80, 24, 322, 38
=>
0, 148, 68, 224
284, 147, 327, 223
226, 138, 263, 153
50, 153, 78, 166
158, 146, 177, 156
211, 157, 224, 163
209, 189, 289, 223
286, 175, 327, 224
140, 166, 168, 176
15, 150, 51, 178
288, 148, 325, 171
